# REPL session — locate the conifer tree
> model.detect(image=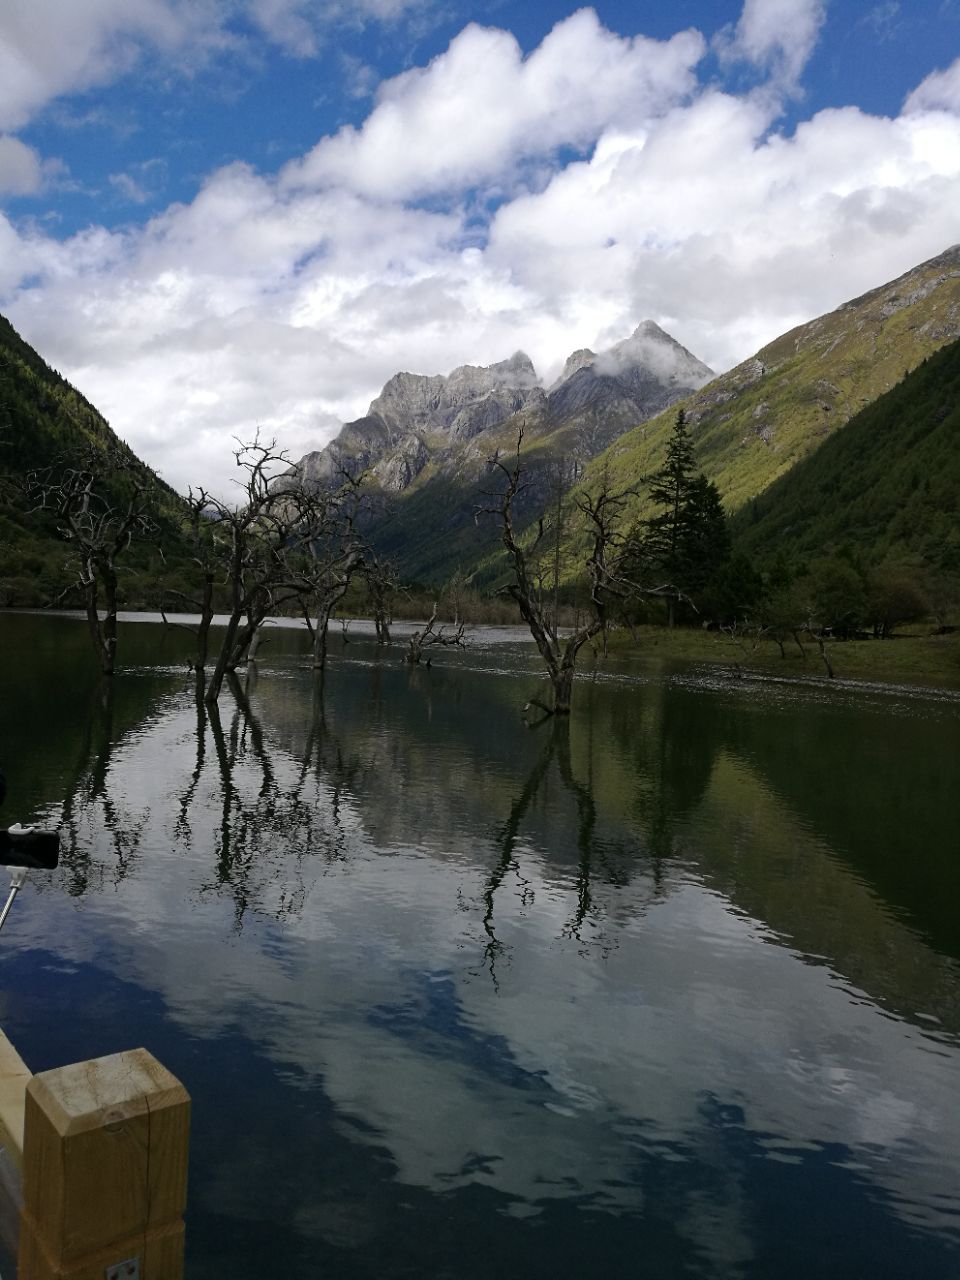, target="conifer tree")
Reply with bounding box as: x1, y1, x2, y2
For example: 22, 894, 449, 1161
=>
642, 409, 729, 625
